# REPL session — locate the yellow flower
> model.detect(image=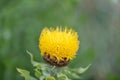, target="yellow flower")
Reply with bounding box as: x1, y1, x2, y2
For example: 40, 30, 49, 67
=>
39, 27, 80, 66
